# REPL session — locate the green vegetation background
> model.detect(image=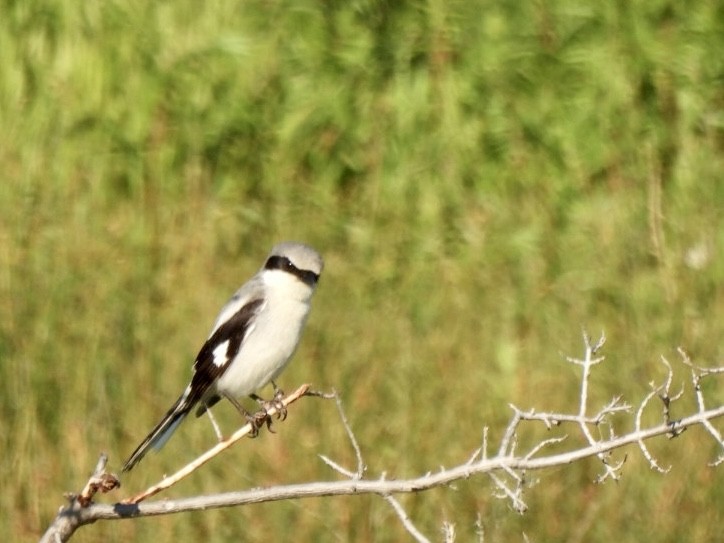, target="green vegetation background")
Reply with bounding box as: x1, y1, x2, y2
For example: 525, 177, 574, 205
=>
1, 1, 722, 541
